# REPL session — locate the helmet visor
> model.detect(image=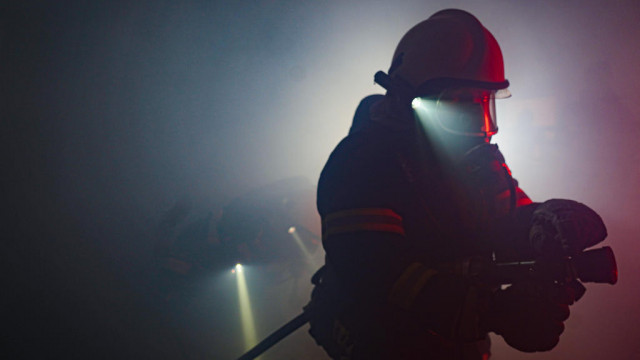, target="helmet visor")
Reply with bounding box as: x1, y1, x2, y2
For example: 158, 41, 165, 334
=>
420, 88, 499, 137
